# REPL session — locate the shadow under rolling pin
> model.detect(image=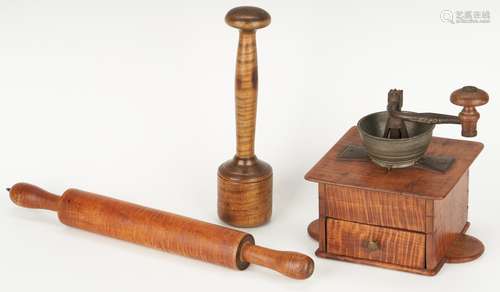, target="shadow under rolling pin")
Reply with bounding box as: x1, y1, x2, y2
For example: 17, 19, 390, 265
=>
8, 183, 314, 280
